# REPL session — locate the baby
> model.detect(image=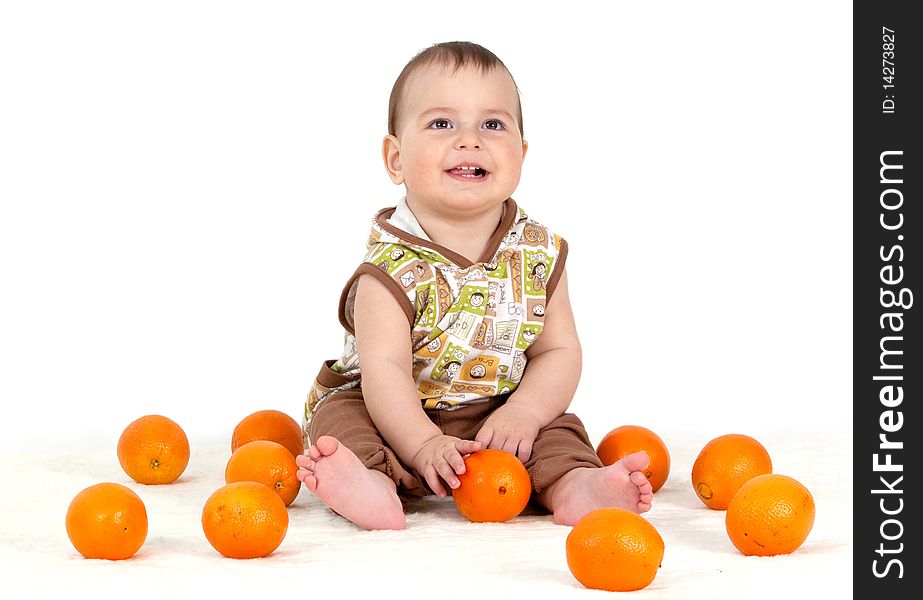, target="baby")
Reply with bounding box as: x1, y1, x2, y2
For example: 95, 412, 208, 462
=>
296, 41, 653, 530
